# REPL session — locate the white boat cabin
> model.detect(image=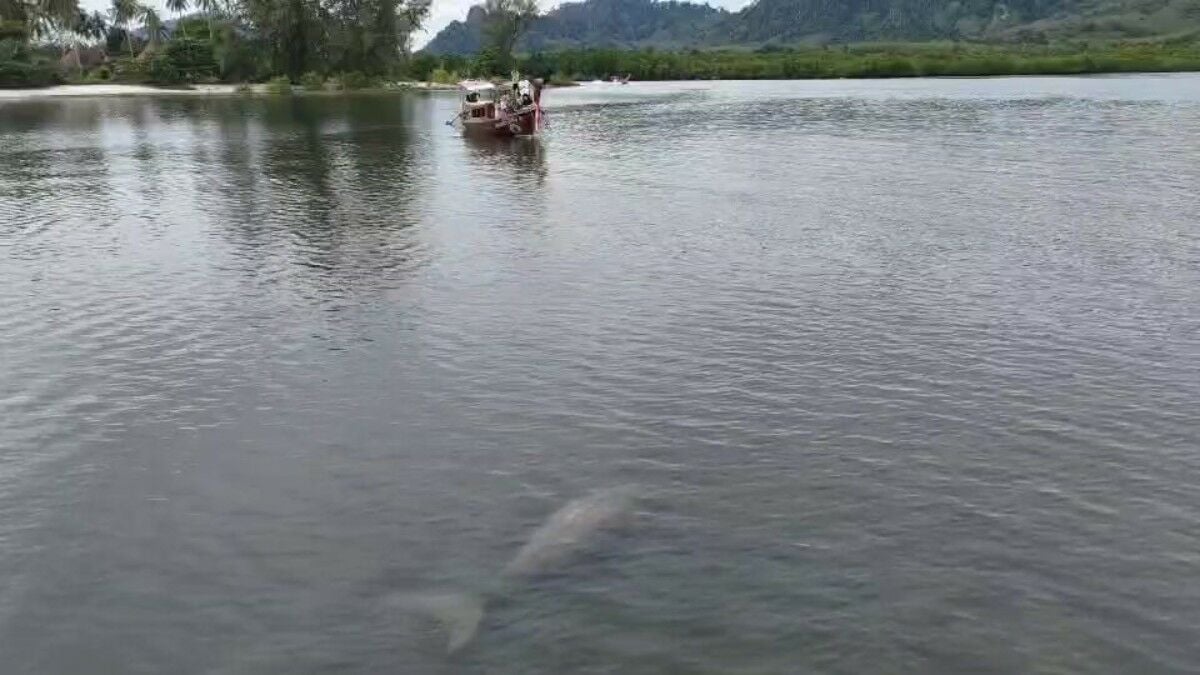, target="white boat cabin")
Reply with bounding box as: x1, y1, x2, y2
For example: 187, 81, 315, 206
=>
459, 80, 499, 121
